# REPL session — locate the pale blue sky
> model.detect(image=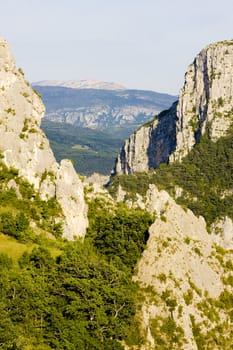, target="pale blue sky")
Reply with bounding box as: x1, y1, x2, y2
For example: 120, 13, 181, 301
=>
1, 0, 233, 94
